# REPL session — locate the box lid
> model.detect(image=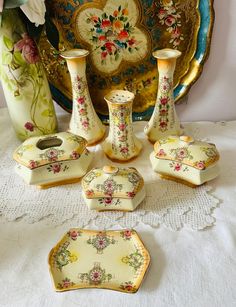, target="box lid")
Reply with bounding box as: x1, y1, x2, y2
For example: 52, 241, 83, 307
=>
13, 132, 88, 169
154, 135, 219, 170
82, 166, 144, 199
